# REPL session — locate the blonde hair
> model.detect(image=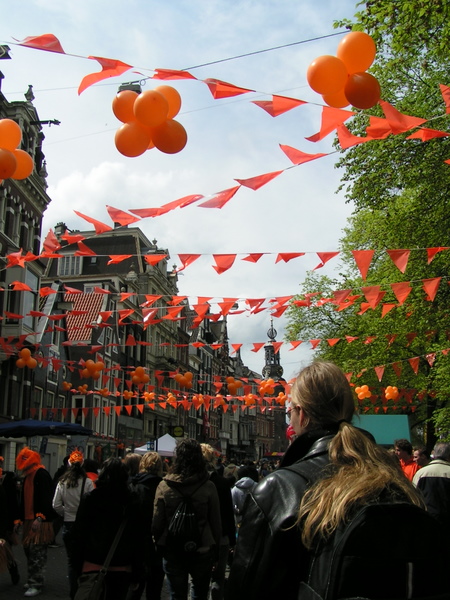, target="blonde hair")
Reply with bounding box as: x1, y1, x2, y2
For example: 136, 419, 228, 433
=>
200, 443, 216, 467
293, 362, 425, 549
139, 451, 163, 476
